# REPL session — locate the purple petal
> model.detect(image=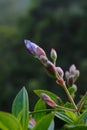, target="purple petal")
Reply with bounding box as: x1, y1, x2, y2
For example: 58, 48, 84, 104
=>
69, 64, 76, 74
24, 40, 38, 55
